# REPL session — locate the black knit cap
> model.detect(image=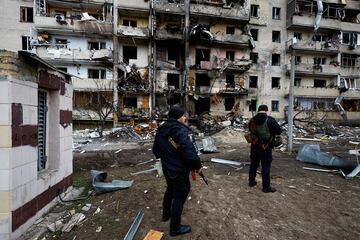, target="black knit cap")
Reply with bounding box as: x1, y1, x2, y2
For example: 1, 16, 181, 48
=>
168, 106, 186, 120
258, 104, 268, 112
